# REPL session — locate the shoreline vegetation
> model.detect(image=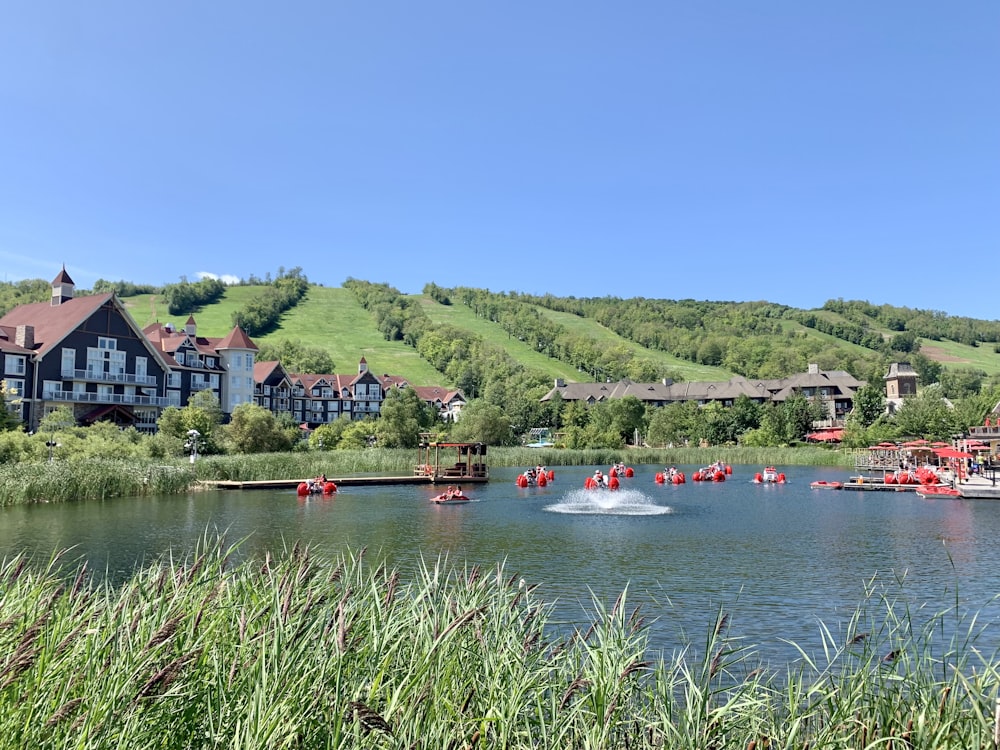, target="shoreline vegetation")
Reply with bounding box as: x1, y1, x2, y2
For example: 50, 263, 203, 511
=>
0, 539, 995, 749
0, 446, 851, 506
